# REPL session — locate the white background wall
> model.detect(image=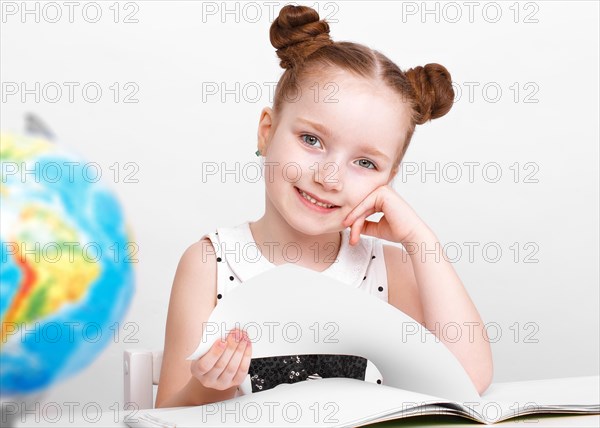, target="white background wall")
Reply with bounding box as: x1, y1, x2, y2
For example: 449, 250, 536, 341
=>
2, 0, 598, 415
